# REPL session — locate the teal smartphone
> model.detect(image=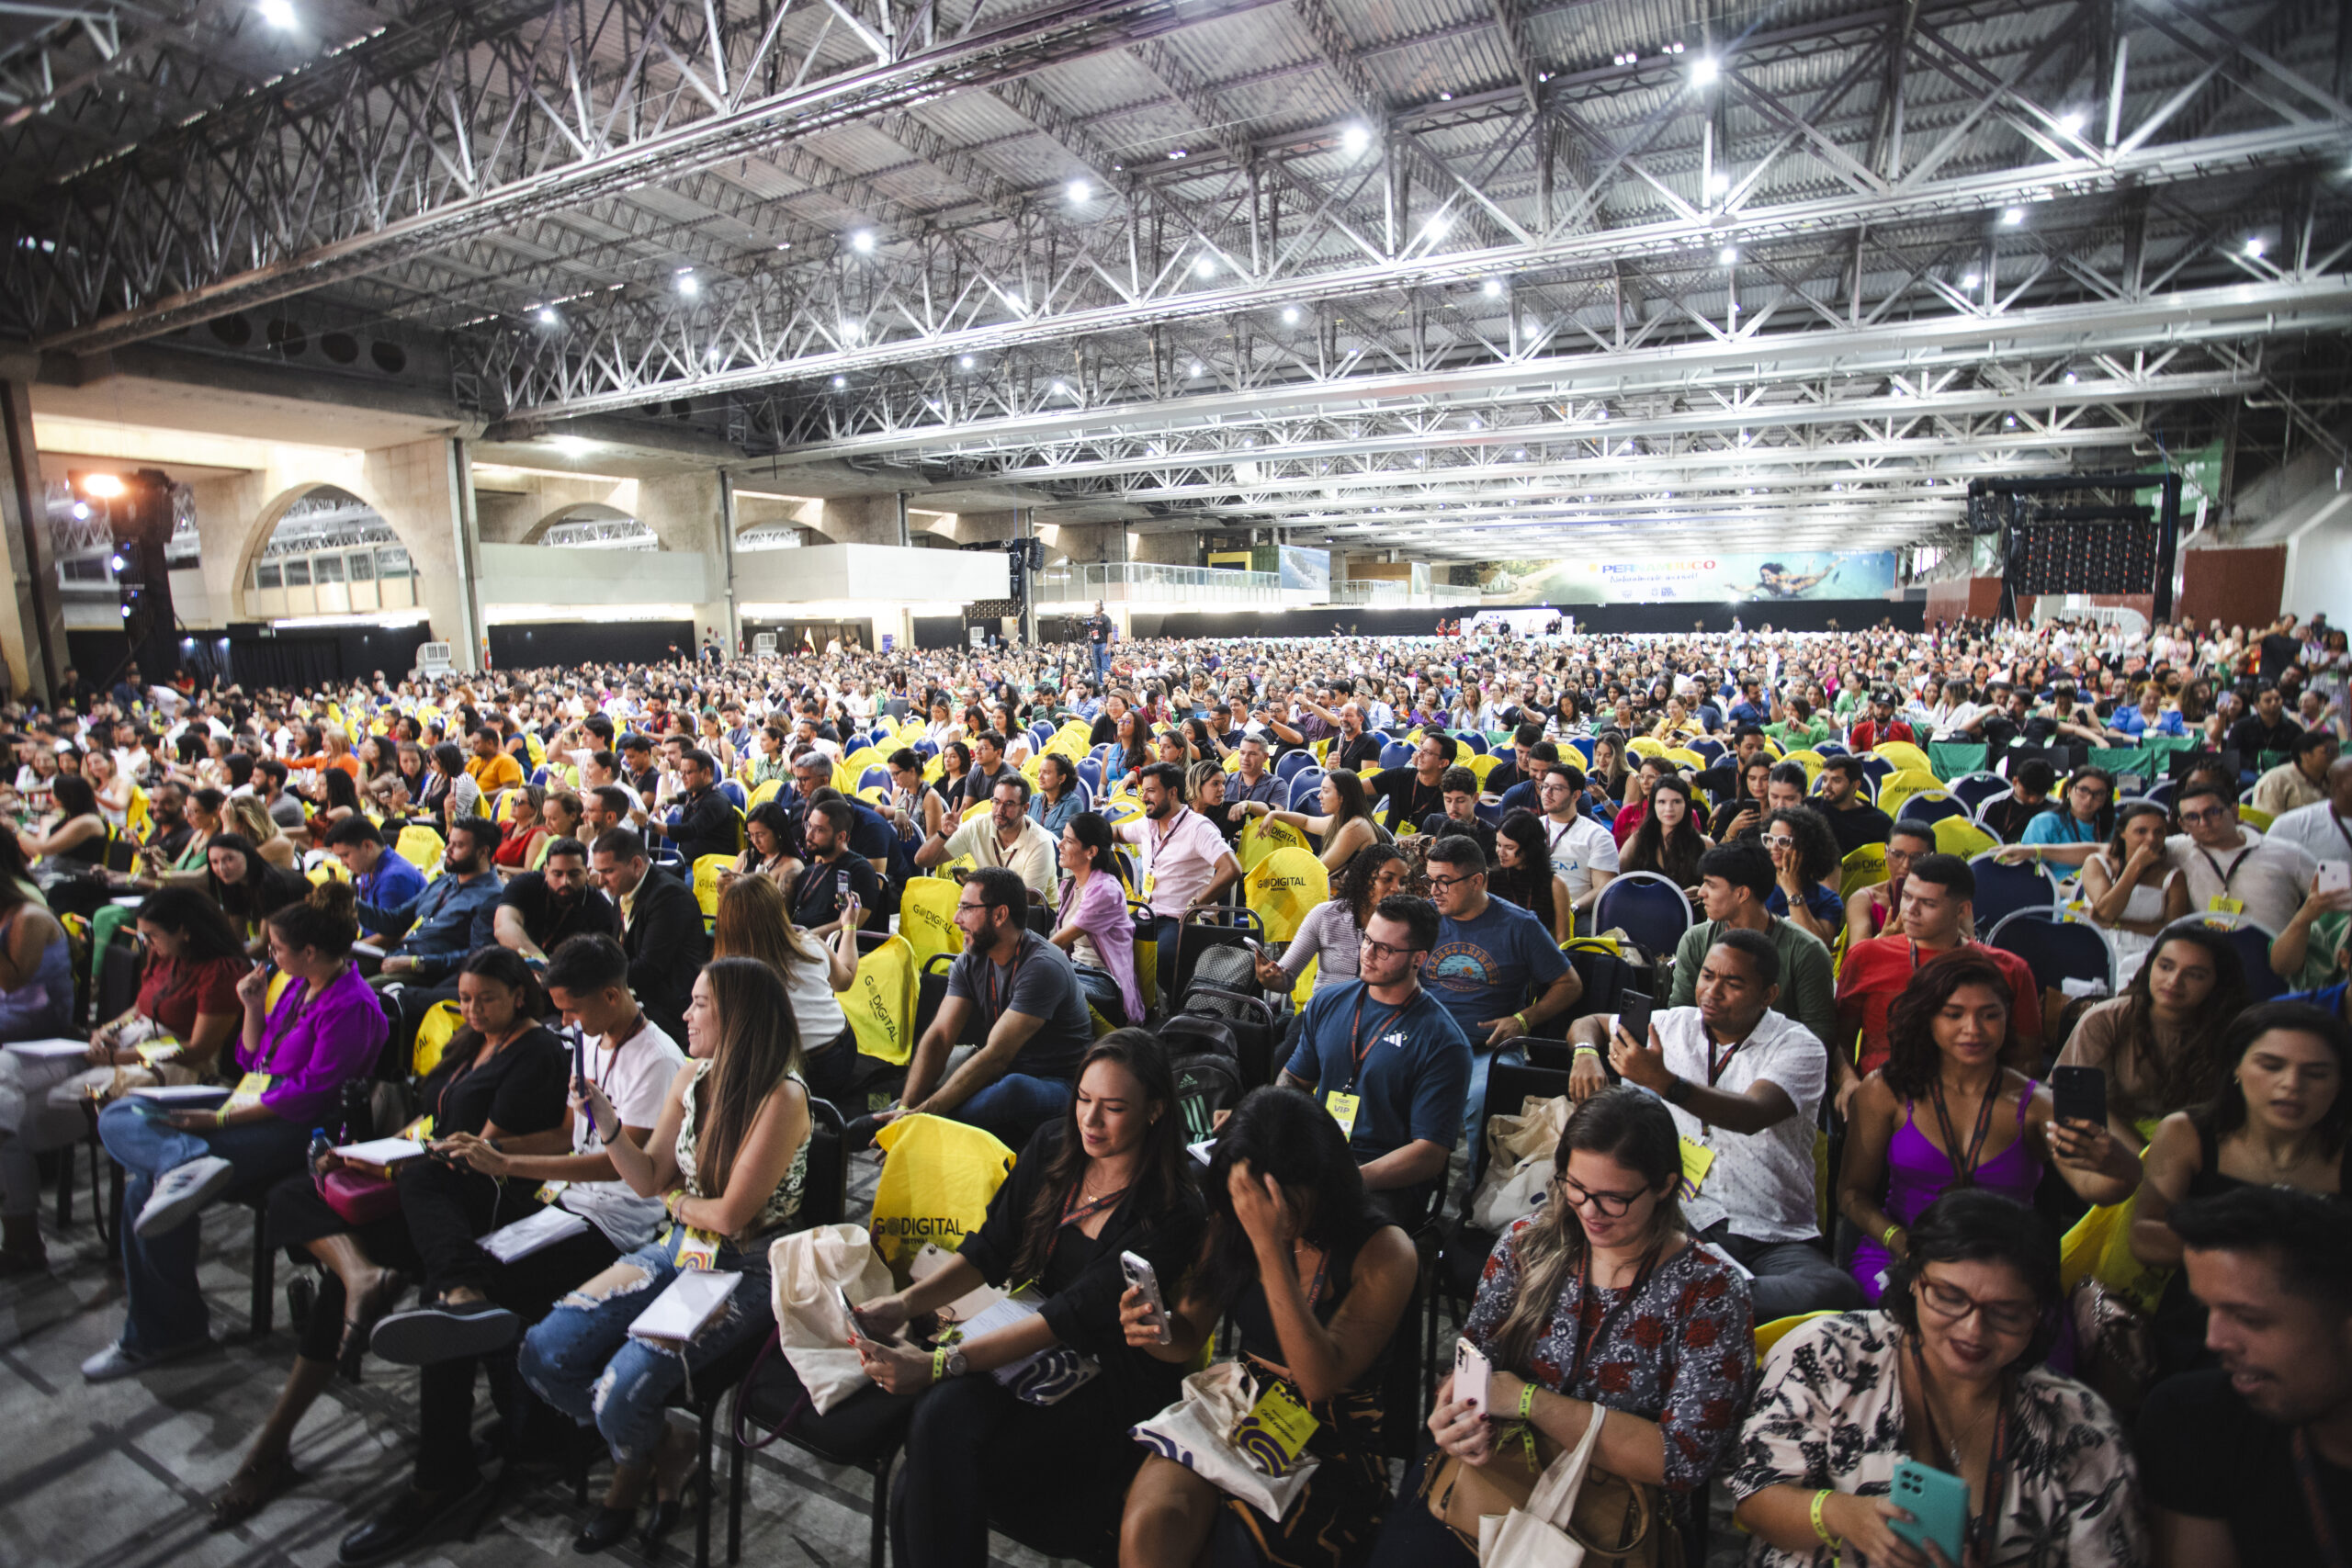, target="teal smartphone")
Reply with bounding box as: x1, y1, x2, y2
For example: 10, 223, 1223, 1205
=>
1889, 1461, 1969, 1562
